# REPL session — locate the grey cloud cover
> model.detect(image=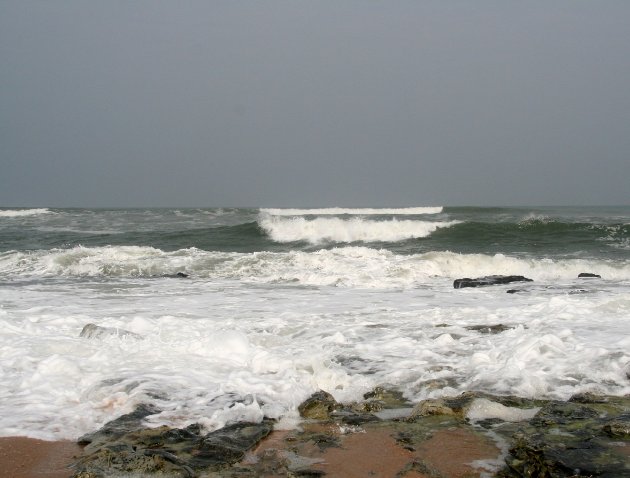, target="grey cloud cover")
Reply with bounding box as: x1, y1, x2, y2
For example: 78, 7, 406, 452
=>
1, 1, 629, 207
